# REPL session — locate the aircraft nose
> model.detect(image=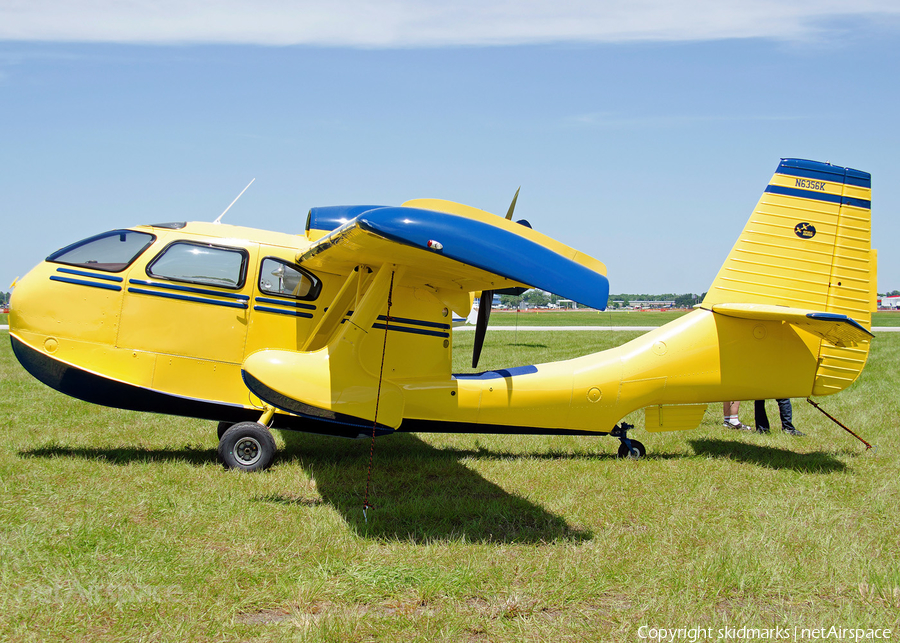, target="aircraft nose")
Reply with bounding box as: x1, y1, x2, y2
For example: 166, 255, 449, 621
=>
8, 260, 81, 338
7, 269, 39, 335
